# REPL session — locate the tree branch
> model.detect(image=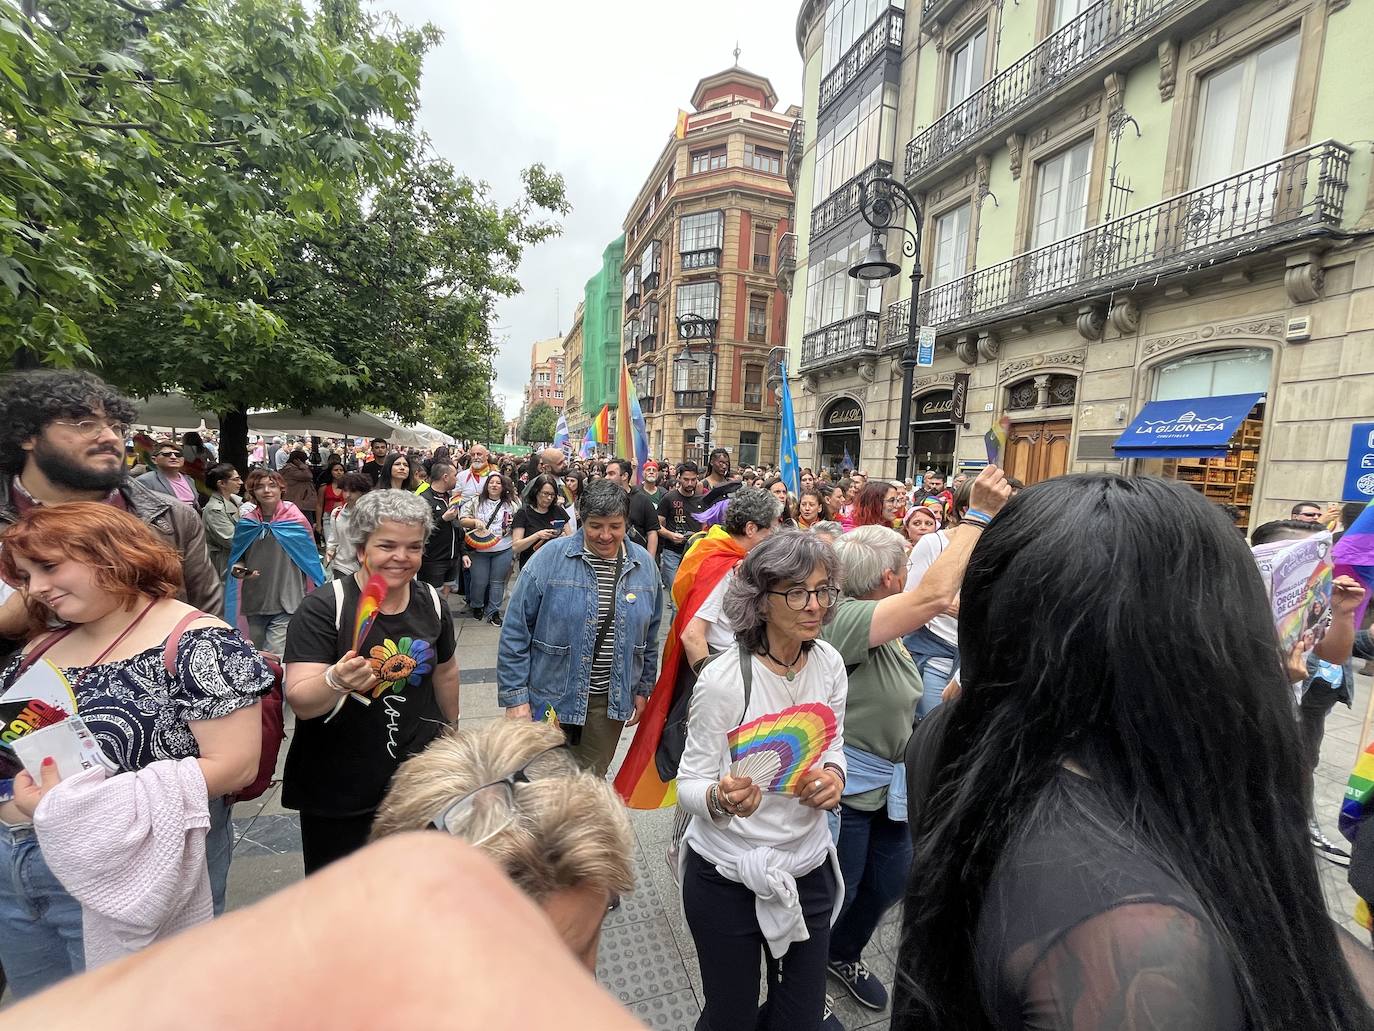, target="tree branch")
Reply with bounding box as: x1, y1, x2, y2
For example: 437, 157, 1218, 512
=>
100, 0, 190, 16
